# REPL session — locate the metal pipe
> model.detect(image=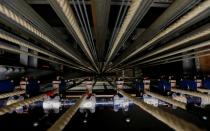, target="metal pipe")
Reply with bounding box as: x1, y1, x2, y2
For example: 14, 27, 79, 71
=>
118, 90, 204, 131
47, 95, 86, 131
